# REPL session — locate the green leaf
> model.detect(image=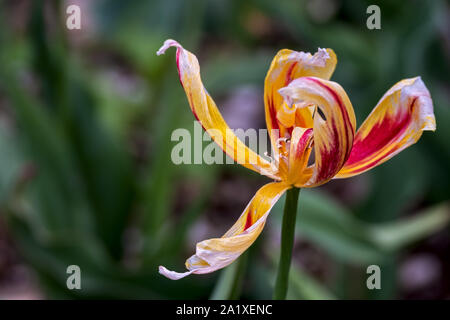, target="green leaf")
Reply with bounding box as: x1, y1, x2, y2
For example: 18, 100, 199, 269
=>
287, 264, 336, 300
274, 190, 450, 265
210, 253, 248, 300
268, 251, 336, 300
368, 203, 450, 251
273, 189, 385, 264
